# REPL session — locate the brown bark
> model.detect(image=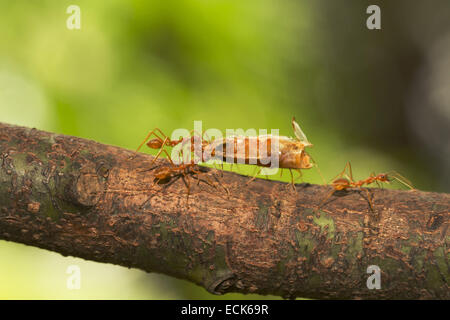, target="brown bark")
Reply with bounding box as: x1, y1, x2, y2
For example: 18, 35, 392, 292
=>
0, 122, 448, 299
